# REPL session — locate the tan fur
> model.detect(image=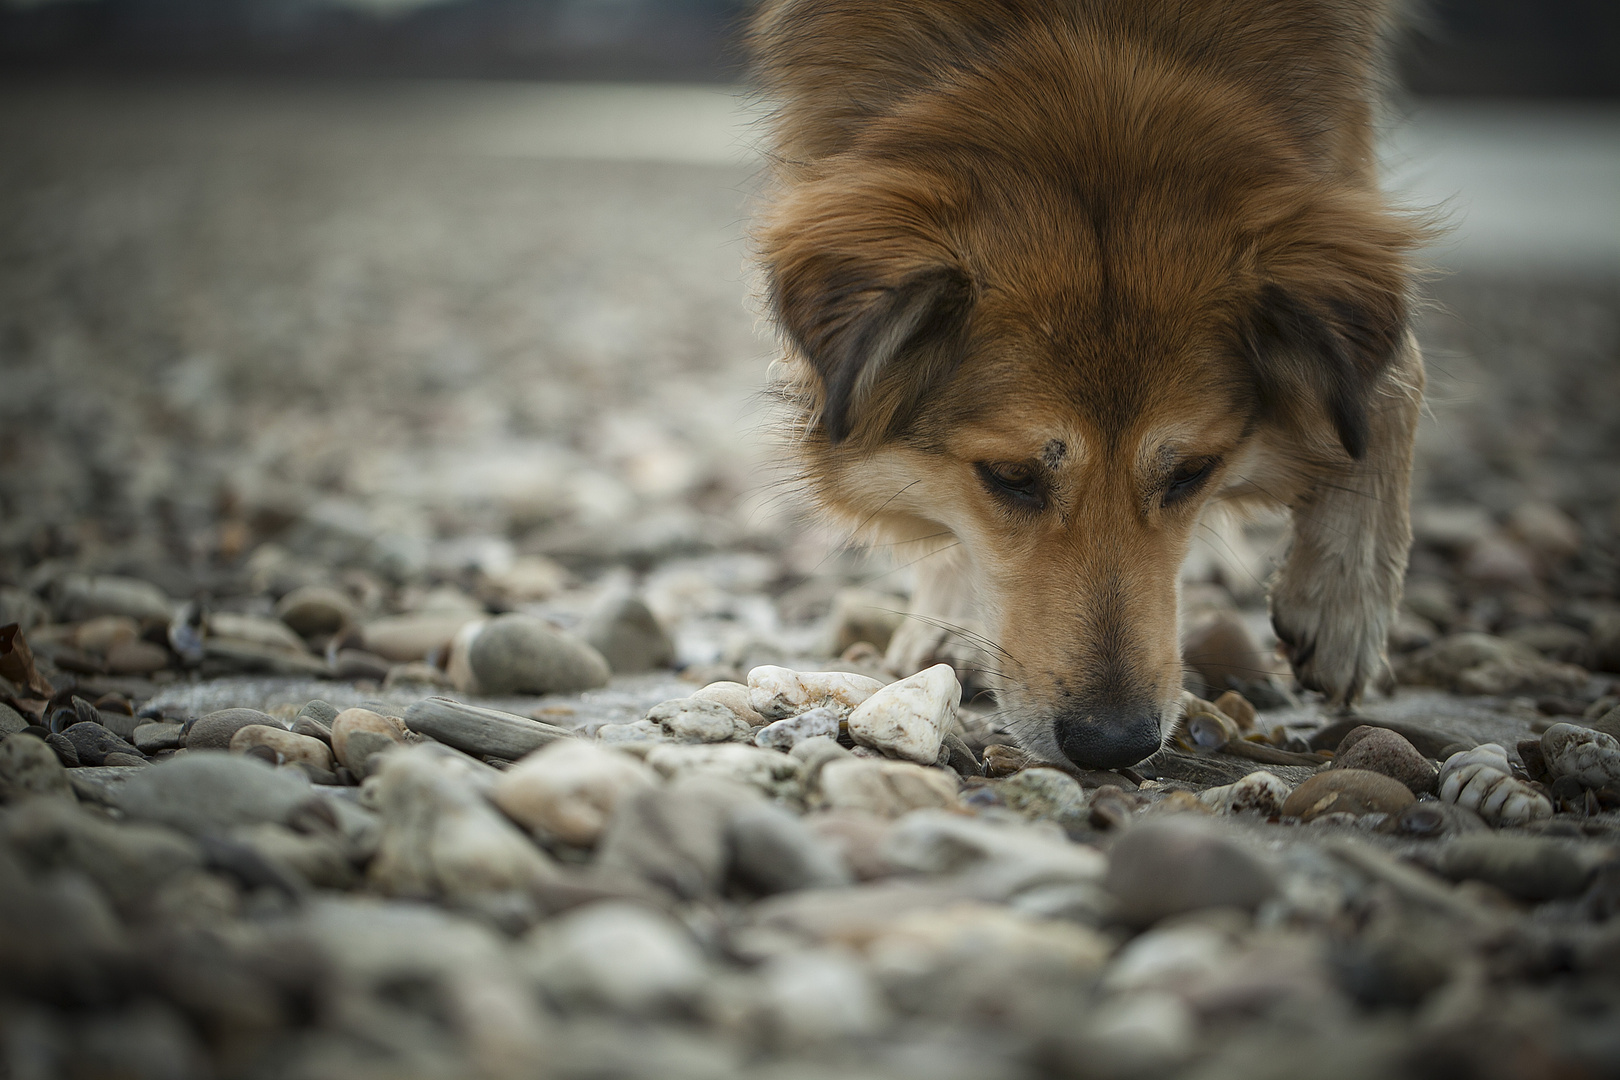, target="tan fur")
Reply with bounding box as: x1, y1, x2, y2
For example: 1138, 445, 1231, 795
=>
750, 0, 1427, 770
